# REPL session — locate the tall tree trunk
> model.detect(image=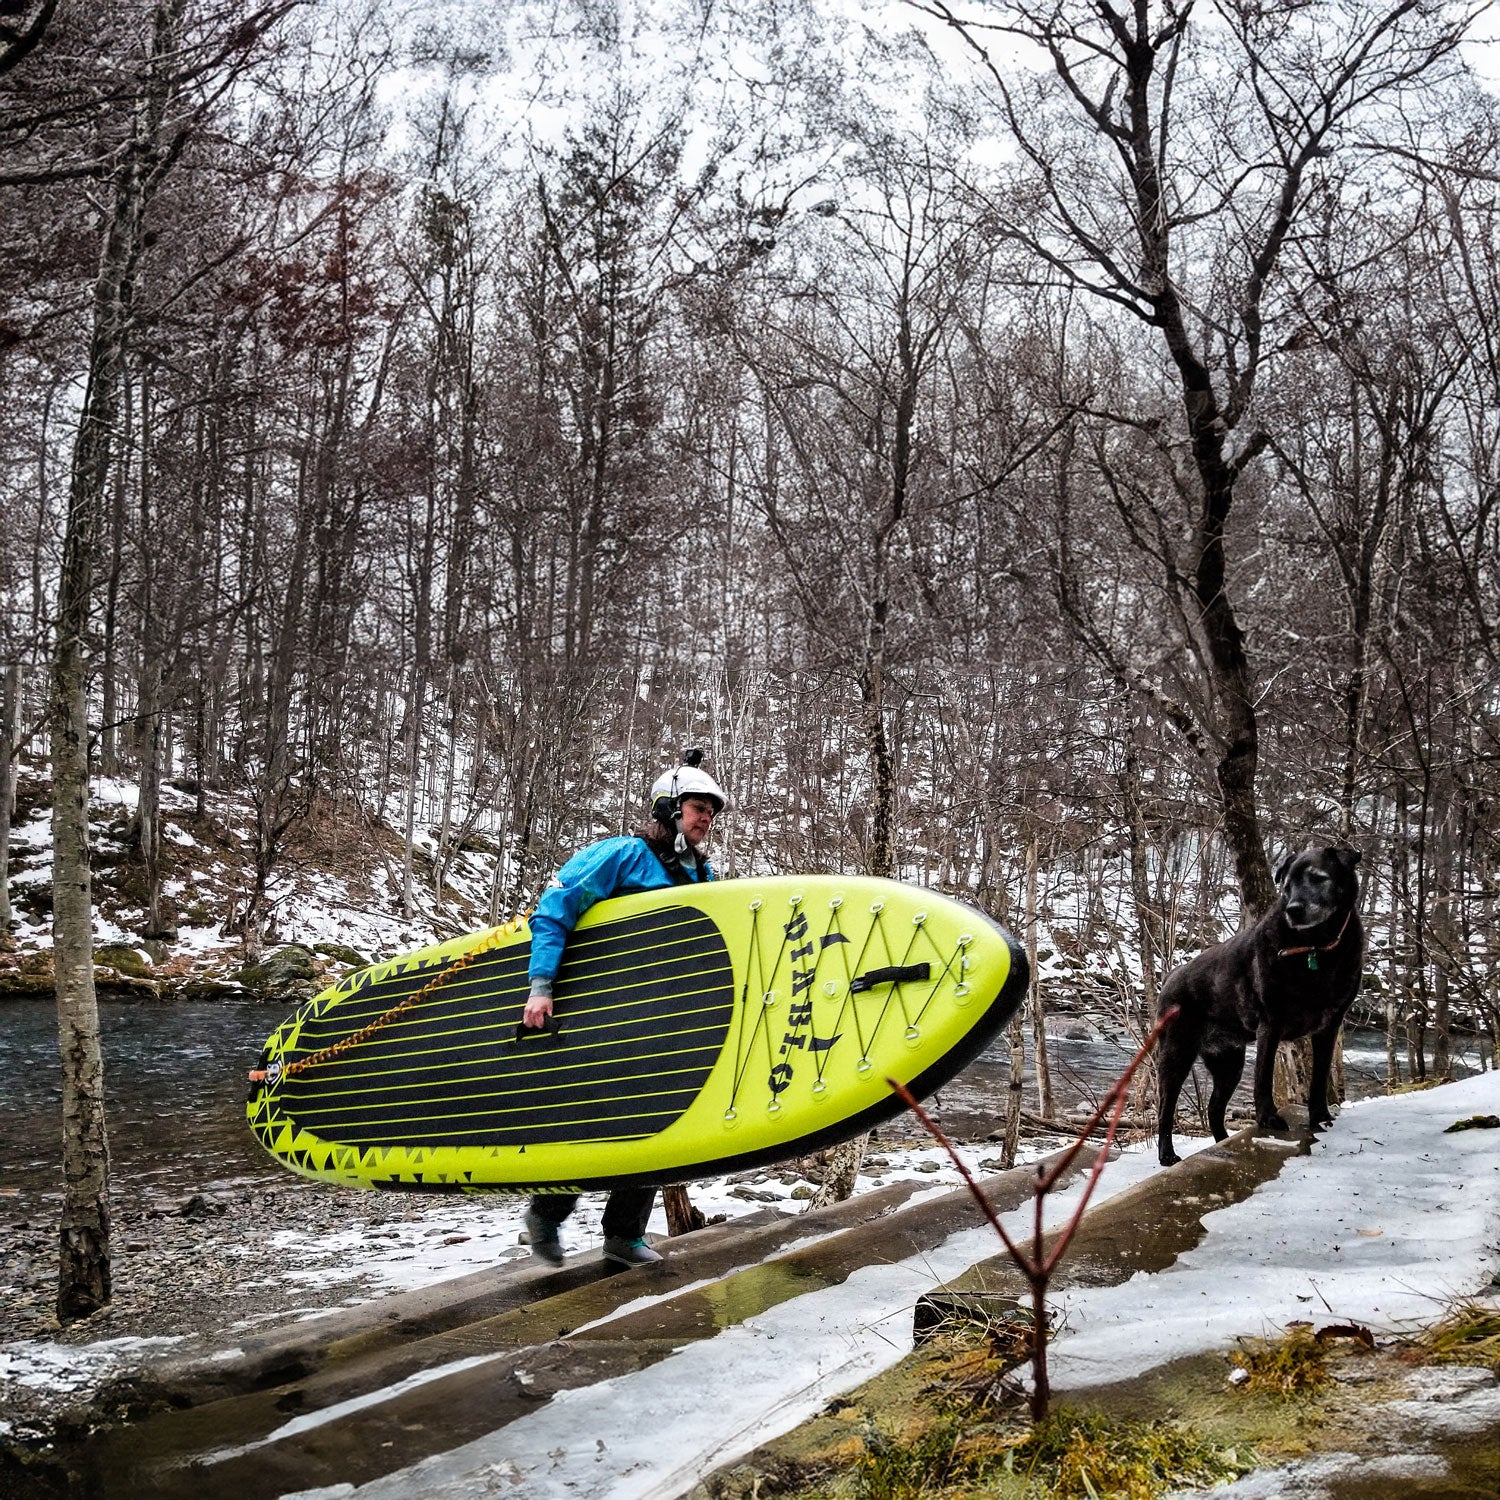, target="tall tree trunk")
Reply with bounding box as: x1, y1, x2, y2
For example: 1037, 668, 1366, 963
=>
134, 658, 165, 935
435, 668, 457, 901
1122, 722, 1159, 1030
53, 587, 110, 1323
129, 369, 167, 935
1381, 813, 1399, 1085
401, 666, 425, 921
98, 369, 133, 779
51, 0, 187, 1322
1394, 778, 1423, 1079
812, 546, 896, 1208
859, 604, 896, 885
1430, 798, 1457, 1080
